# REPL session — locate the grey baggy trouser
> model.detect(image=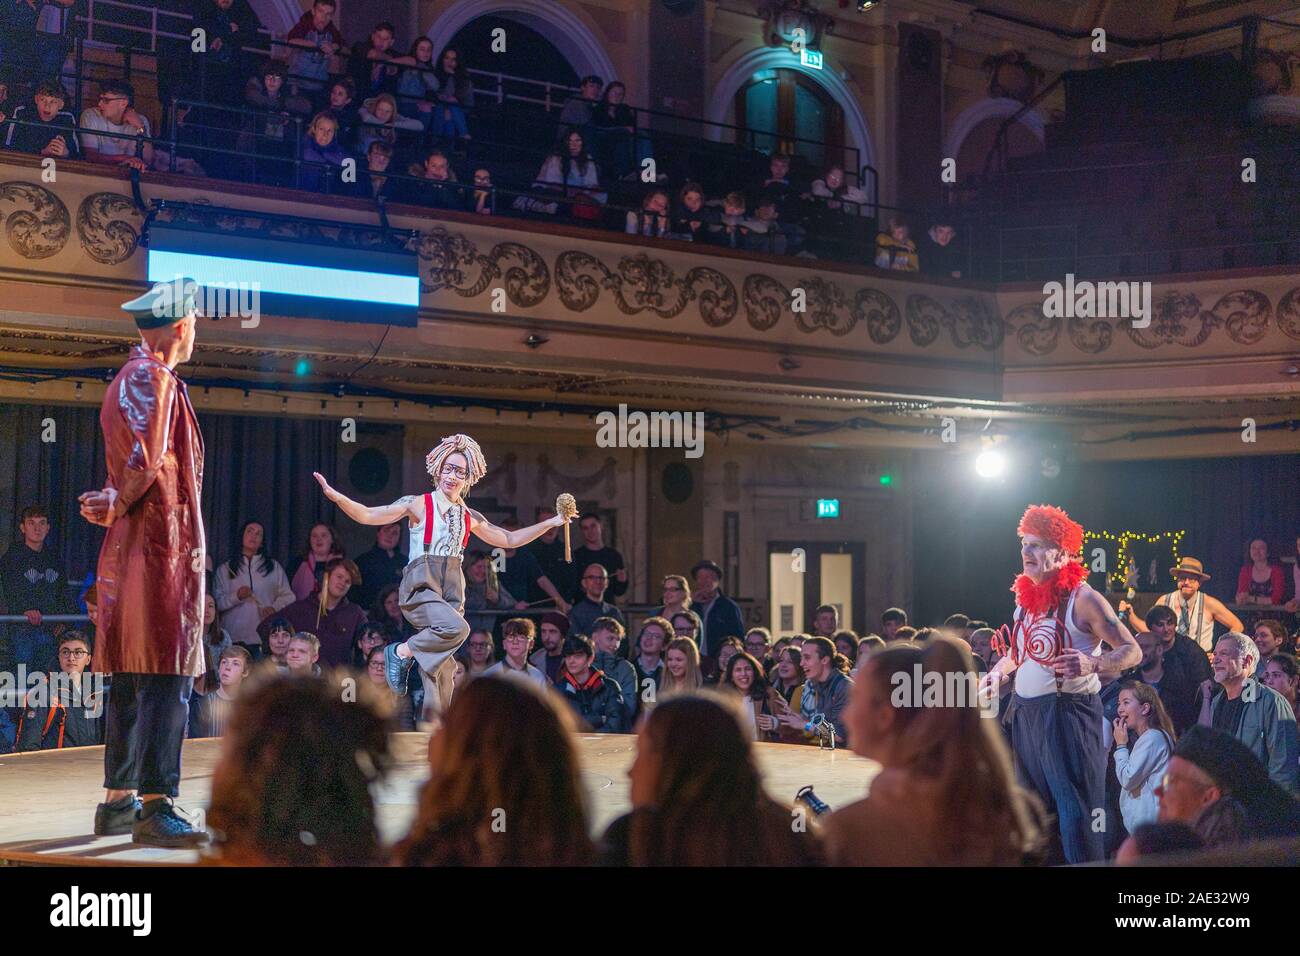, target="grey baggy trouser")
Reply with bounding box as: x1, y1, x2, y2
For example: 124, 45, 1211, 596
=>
398, 553, 470, 720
